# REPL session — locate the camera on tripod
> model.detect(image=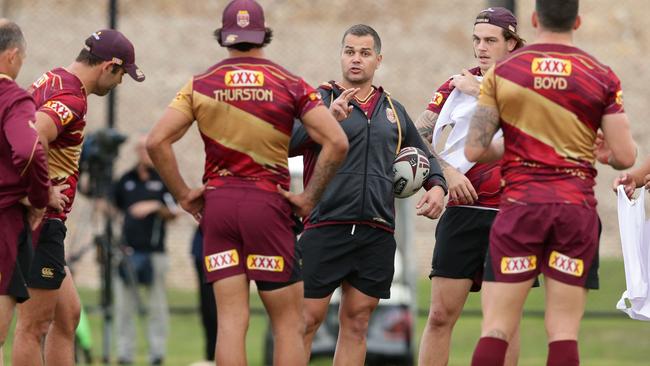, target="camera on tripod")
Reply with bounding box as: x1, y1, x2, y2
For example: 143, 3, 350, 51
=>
79, 128, 127, 198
